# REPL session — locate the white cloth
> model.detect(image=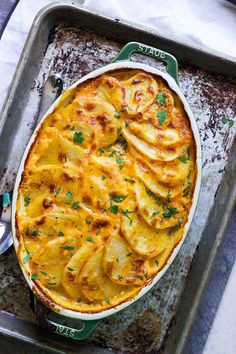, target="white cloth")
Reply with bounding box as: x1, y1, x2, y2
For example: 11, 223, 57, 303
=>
0, 0, 236, 111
